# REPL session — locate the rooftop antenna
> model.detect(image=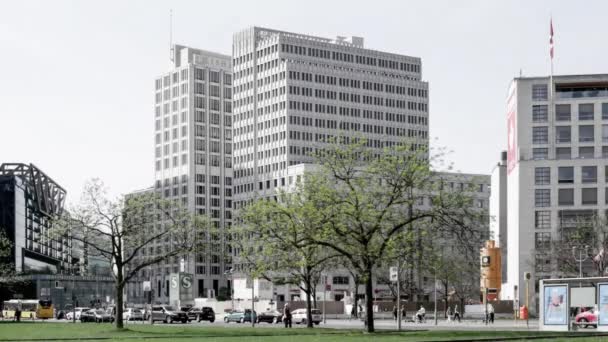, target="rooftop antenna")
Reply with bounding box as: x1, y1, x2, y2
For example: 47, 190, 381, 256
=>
169, 9, 174, 62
